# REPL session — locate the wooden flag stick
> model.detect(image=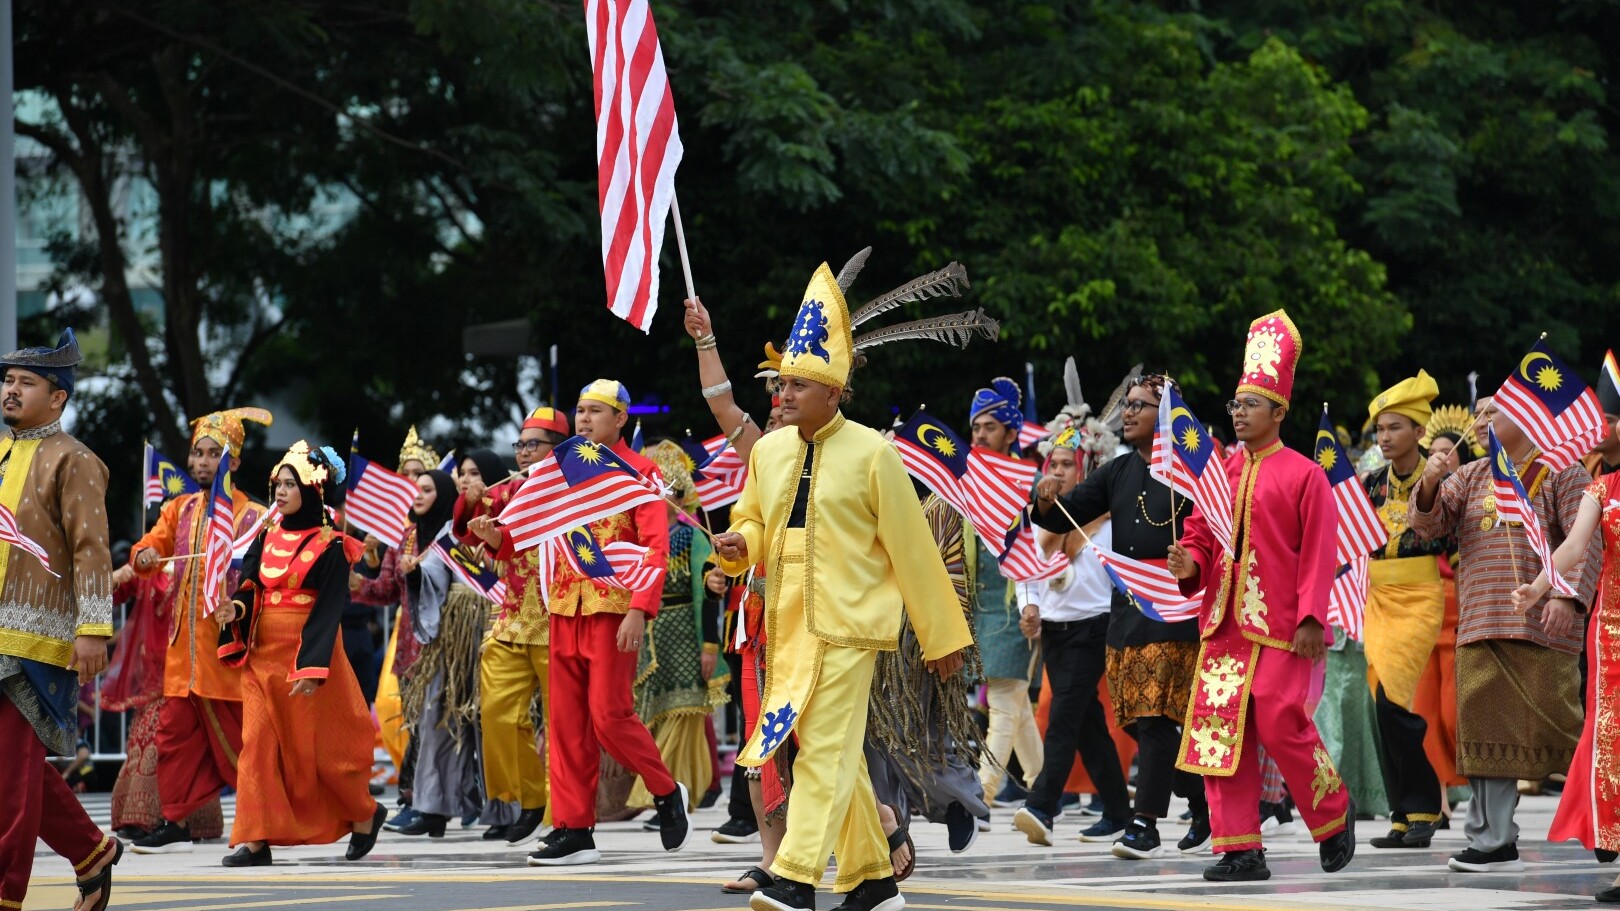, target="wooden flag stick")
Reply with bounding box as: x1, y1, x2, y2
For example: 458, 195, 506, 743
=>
159, 553, 206, 564
668, 497, 717, 543
670, 192, 698, 303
